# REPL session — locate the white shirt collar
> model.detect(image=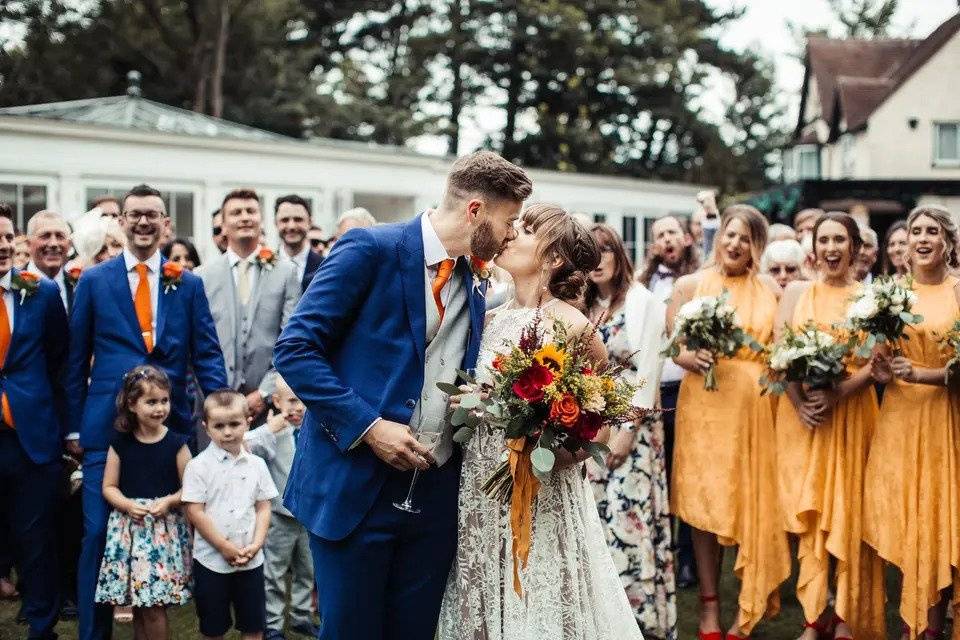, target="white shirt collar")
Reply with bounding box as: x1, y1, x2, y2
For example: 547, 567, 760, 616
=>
207, 439, 249, 463
283, 243, 311, 266
0, 270, 11, 290
226, 247, 257, 269
420, 212, 451, 268
123, 248, 161, 273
